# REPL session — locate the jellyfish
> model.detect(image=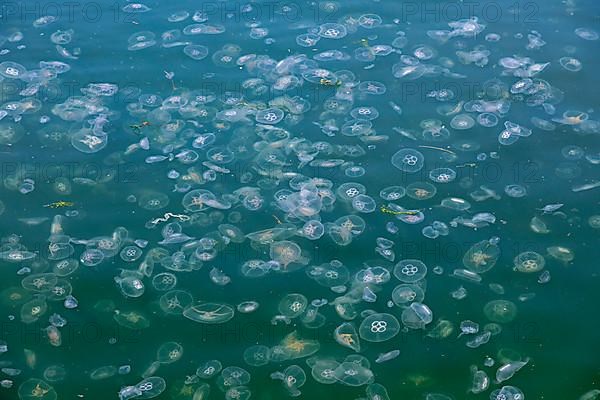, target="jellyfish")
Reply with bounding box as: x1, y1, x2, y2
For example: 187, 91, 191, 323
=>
394, 259, 428, 283
183, 302, 235, 324
513, 251, 545, 273
156, 341, 183, 364
196, 360, 222, 379
333, 362, 374, 386
334, 322, 361, 352
391, 148, 425, 172
278, 294, 308, 318
18, 378, 57, 400
279, 331, 320, 359
484, 300, 518, 323
463, 239, 500, 273
359, 313, 401, 342
113, 310, 150, 329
